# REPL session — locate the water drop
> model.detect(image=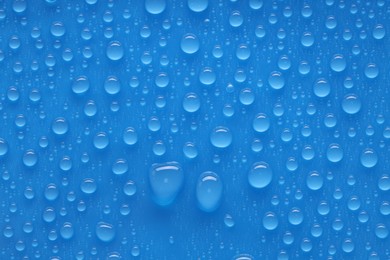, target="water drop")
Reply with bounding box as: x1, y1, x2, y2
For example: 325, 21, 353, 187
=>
96, 222, 115, 242
181, 34, 199, 54
263, 212, 278, 230
196, 171, 223, 212
210, 126, 232, 148
145, 0, 166, 14
253, 113, 270, 133
248, 162, 272, 189
342, 94, 361, 115
106, 41, 124, 61
360, 148, 378, 168
149, 162, 184, 206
